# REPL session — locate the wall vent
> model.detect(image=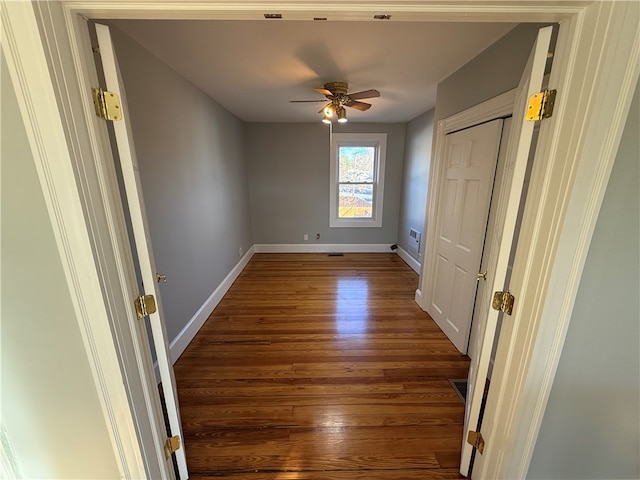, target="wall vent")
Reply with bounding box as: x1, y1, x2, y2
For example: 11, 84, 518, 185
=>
409, 228, 421, 254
